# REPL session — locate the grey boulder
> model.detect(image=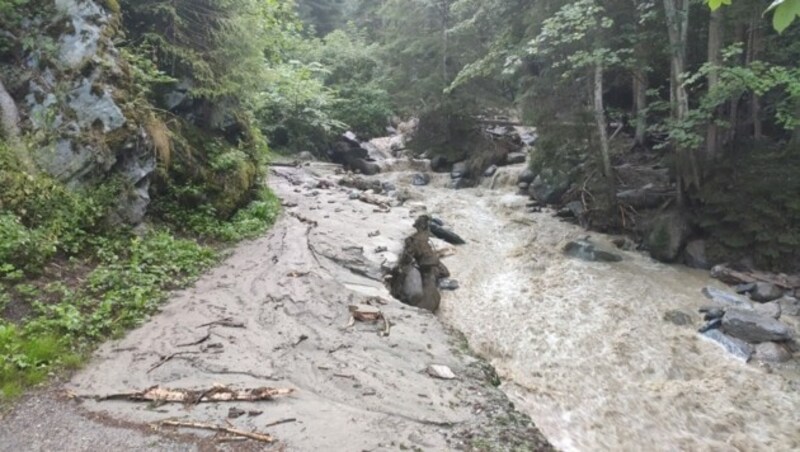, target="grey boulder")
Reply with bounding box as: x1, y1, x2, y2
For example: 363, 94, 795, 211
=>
721, 309, 795, 343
